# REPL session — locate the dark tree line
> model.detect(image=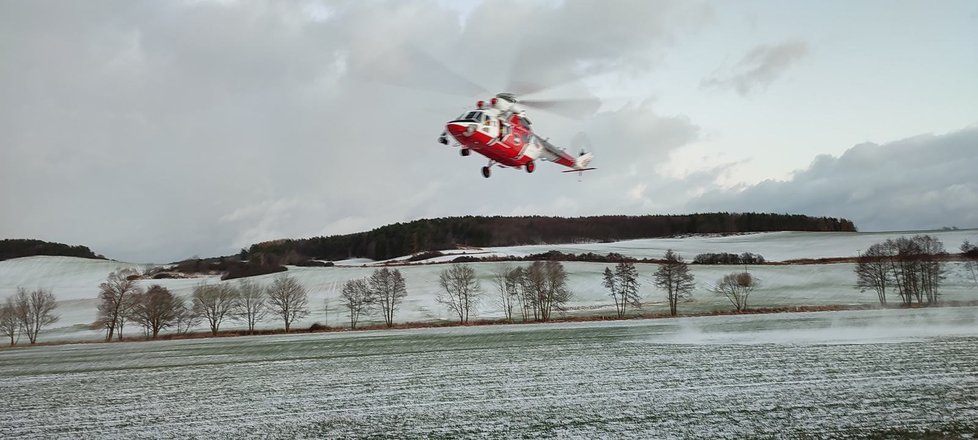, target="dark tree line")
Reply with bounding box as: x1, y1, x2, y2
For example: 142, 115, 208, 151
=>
249, 213, 856, 262
155, 257, 290, 280
855, 235, 947, 306
693, 252, 765, 265
0, 239, 103, 261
